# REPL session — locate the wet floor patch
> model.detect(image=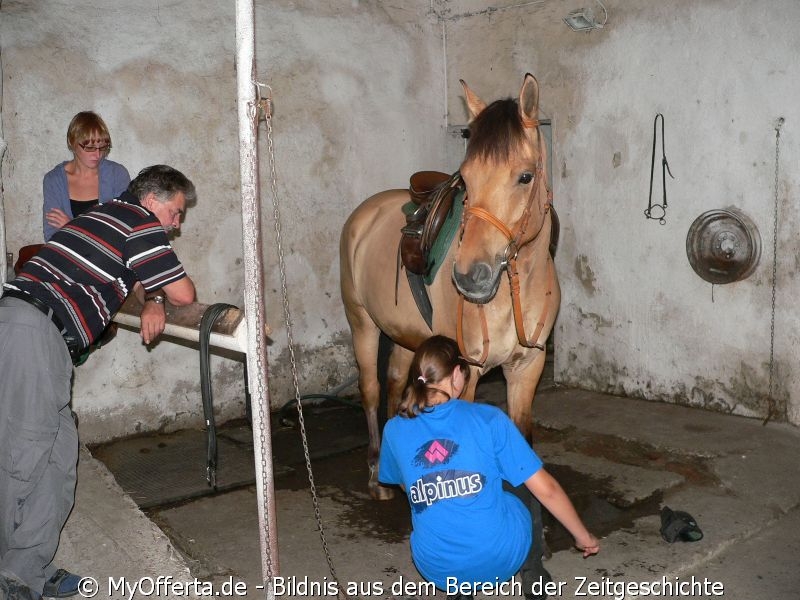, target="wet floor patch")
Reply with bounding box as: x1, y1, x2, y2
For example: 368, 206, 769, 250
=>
274, 446, 412, 545
90, 392, 681, 560
88, 399, 370, 511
